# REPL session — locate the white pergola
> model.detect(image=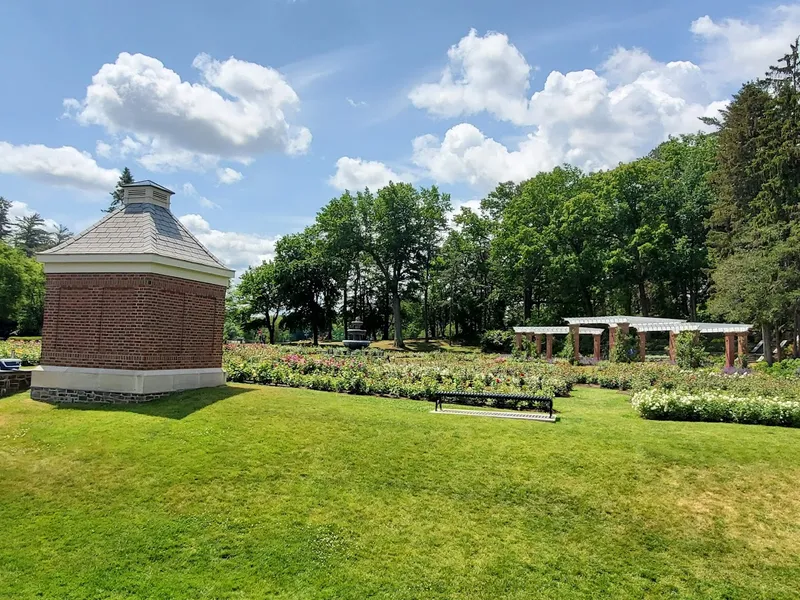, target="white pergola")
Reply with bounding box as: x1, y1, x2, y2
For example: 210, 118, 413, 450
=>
514, 316, 754, 366
632, 321, 752, 367
513, 326, 604, 360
